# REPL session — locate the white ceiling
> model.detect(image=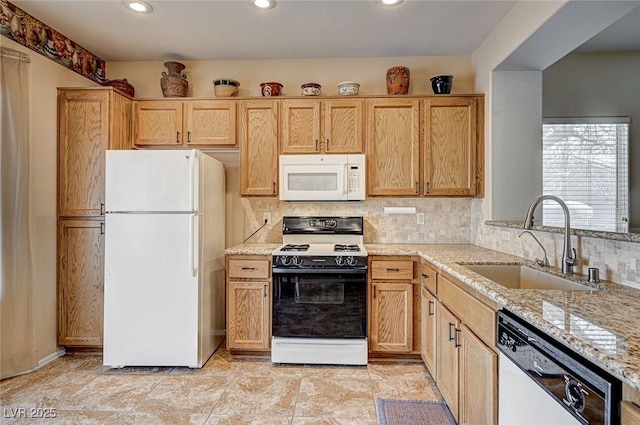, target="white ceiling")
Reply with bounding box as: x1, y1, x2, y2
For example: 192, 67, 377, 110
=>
11, 0, 640, 63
